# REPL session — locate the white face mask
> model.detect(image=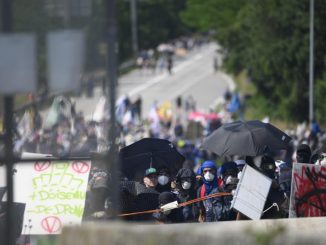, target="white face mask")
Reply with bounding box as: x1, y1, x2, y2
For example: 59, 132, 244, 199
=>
181, 181, 191, 190
320, 158, 326, 166
204, 172, 215, 182
158, 175, 169, 185
237, 171, 242, 179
